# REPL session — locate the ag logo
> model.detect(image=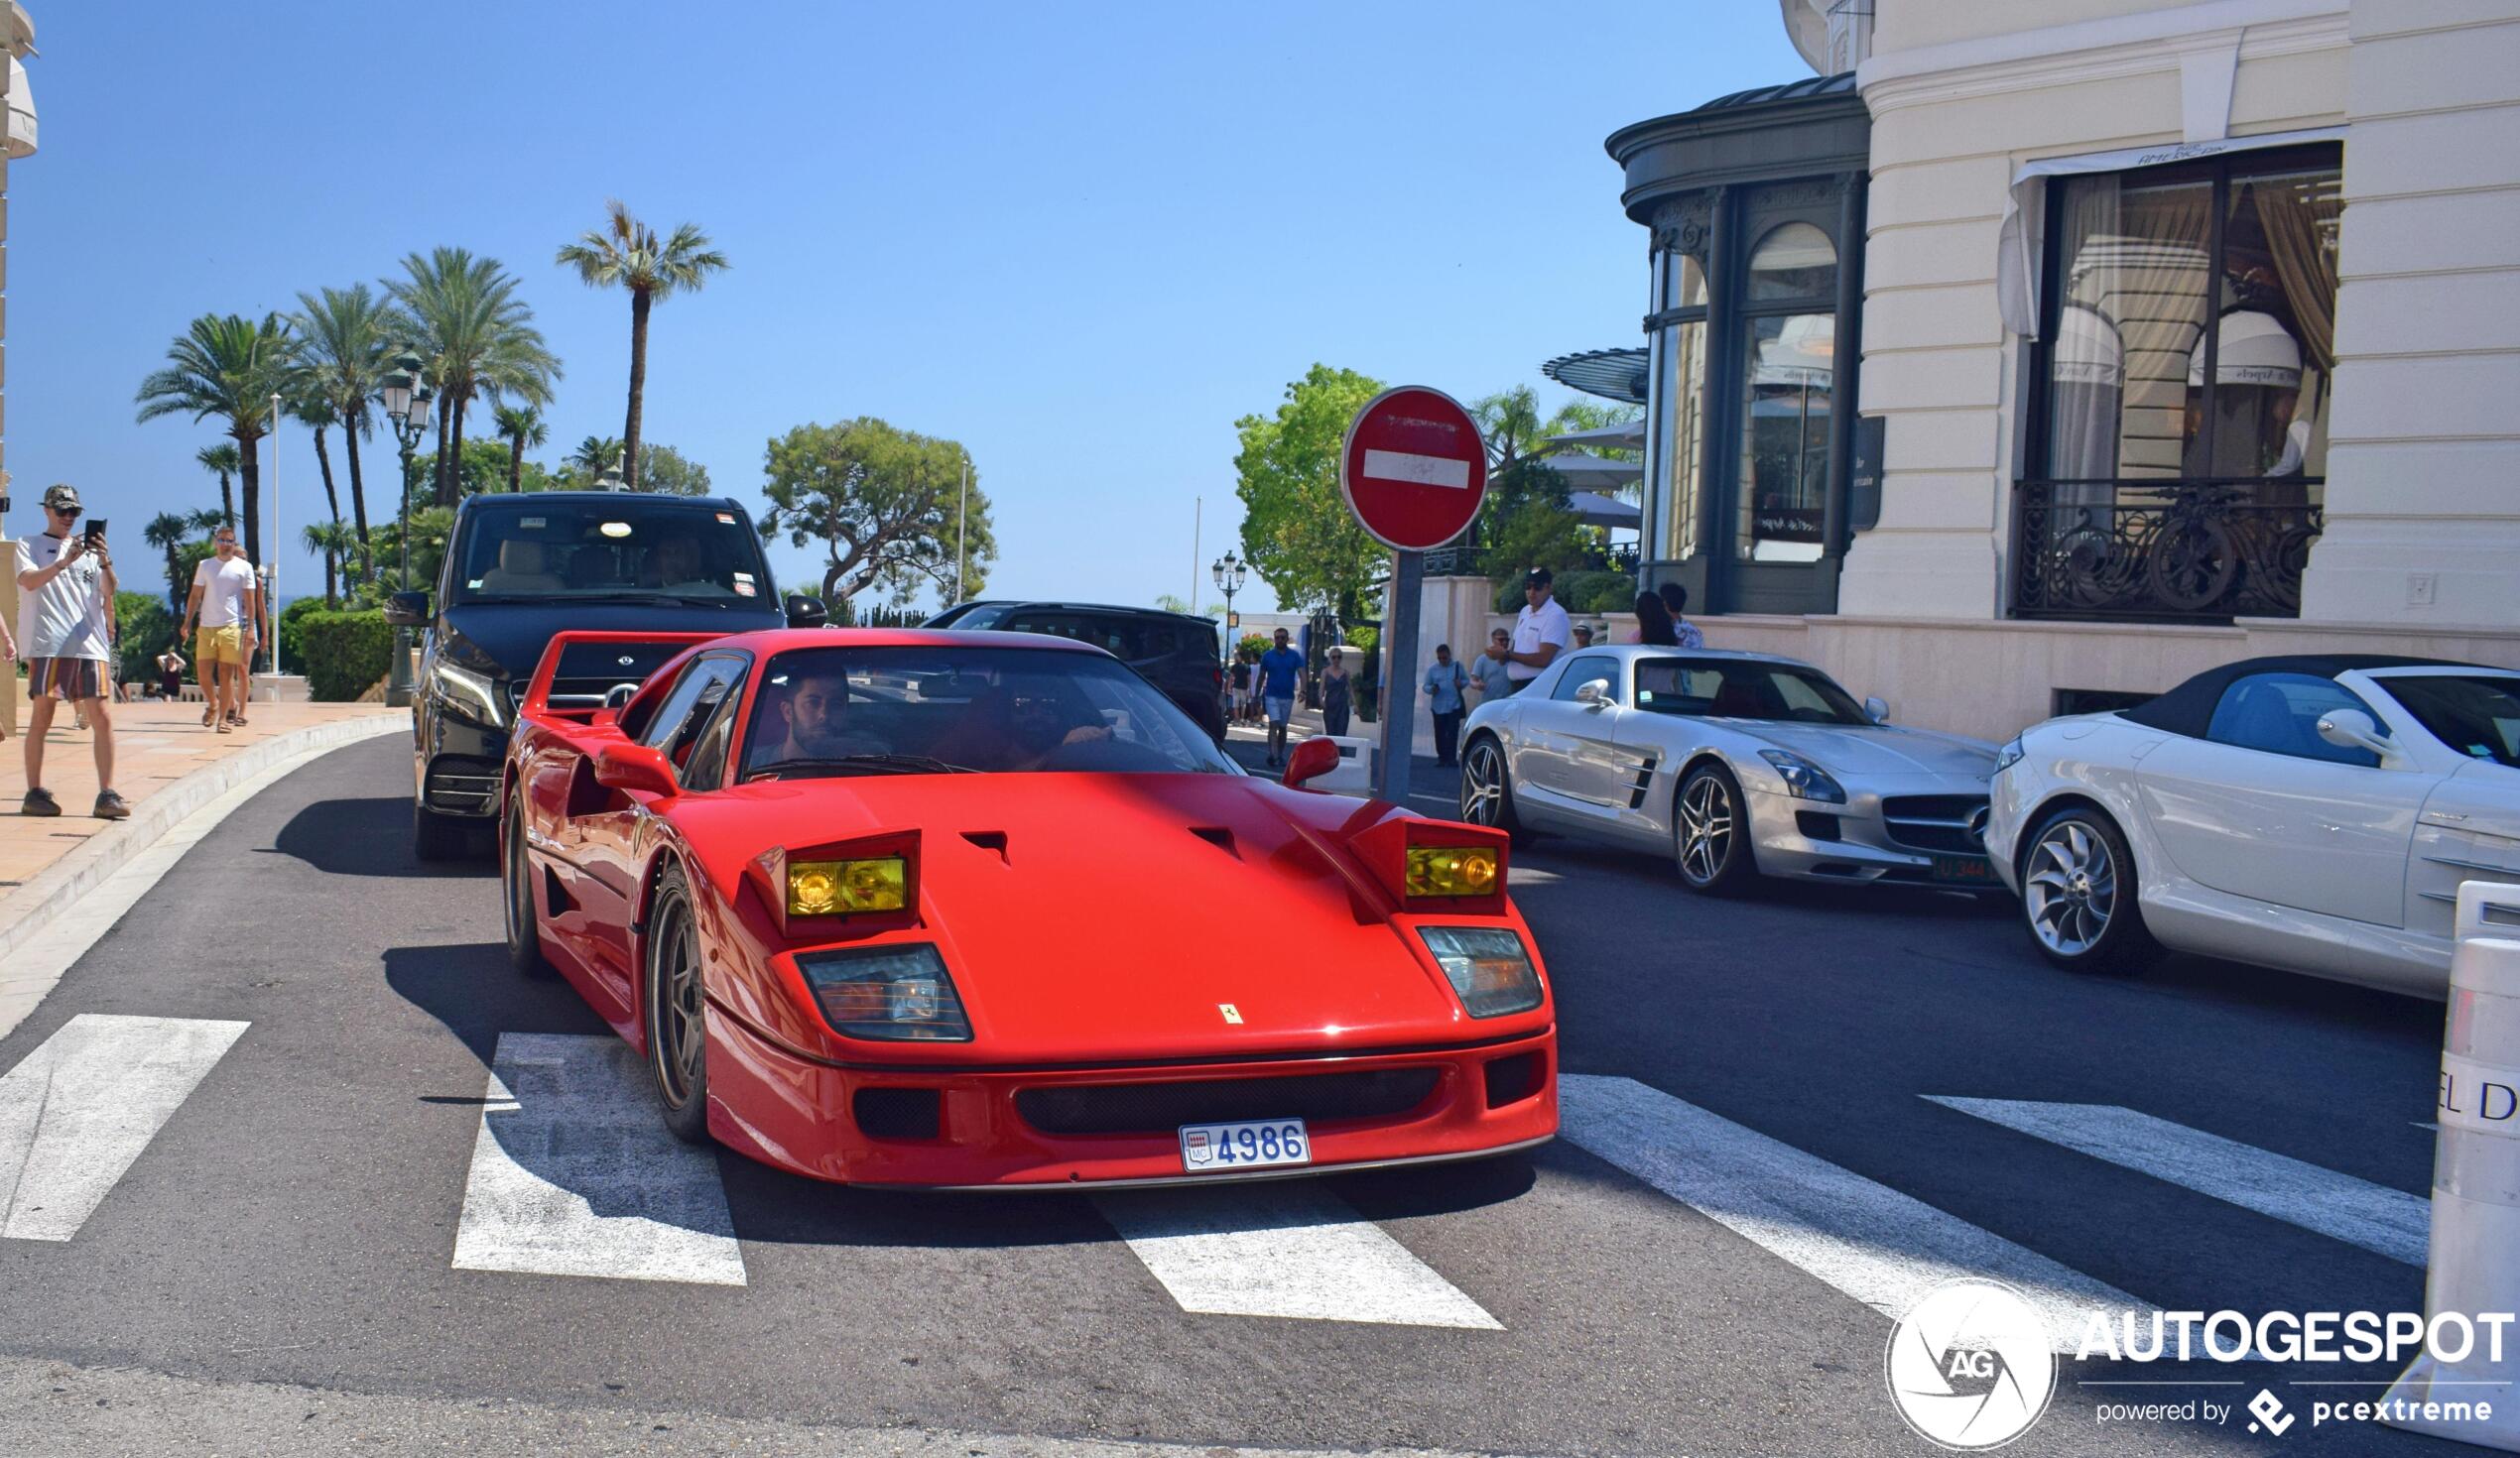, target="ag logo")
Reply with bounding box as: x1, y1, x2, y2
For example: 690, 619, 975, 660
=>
1885, 1278, 2056, 1449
